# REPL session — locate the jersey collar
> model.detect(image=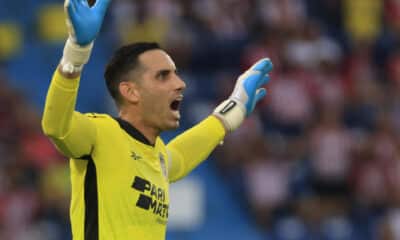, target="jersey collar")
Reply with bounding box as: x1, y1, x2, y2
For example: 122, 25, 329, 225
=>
114, 117, 154, 146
